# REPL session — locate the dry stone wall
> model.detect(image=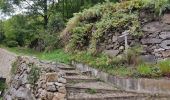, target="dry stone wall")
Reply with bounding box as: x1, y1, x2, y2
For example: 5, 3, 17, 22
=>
4, 56, 67, 100
103, 14, 170, 62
